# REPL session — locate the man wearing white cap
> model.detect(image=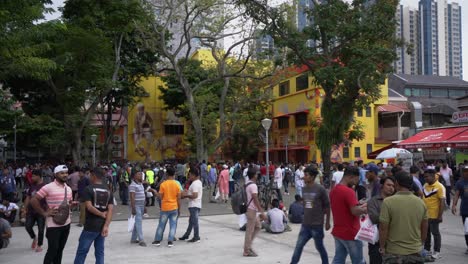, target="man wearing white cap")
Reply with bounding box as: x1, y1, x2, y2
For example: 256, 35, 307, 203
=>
31, 165, 74, 264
